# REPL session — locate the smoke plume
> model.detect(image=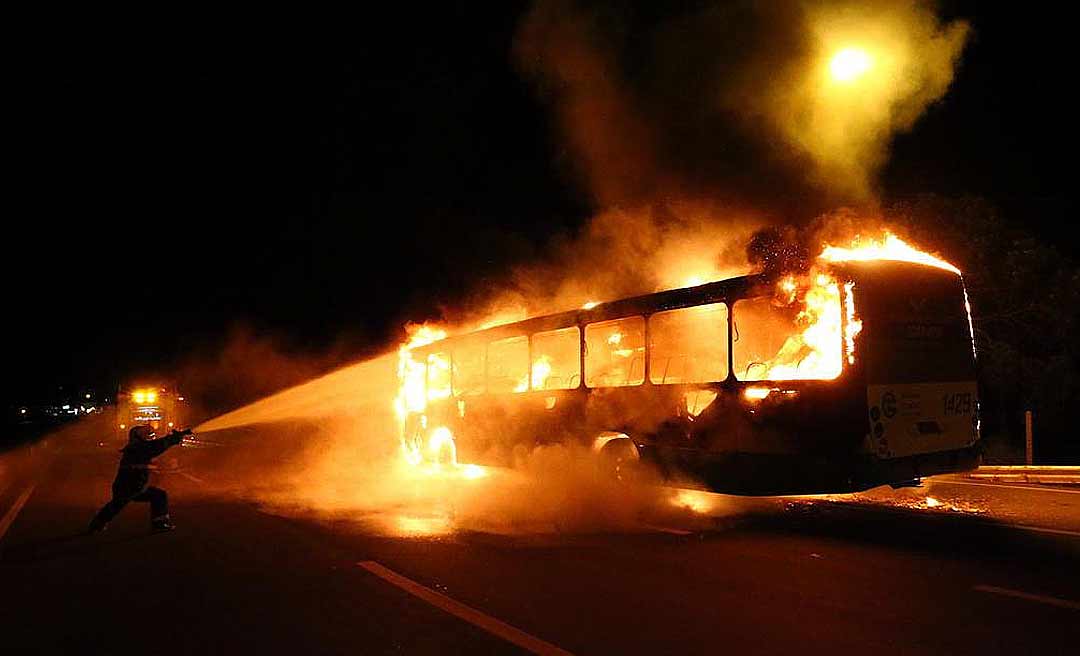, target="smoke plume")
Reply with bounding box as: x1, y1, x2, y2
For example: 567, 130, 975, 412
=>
516, 0, 969, 207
